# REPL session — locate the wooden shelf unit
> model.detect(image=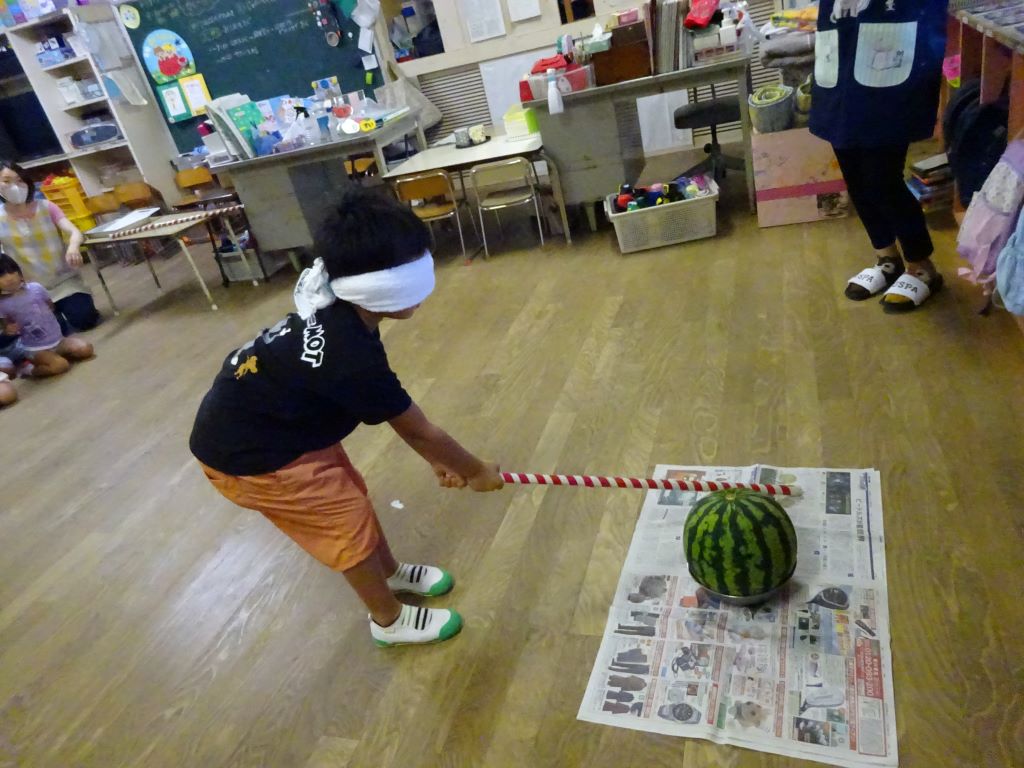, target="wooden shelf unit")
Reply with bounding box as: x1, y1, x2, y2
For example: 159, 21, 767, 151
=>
945, 7, 1024, 333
